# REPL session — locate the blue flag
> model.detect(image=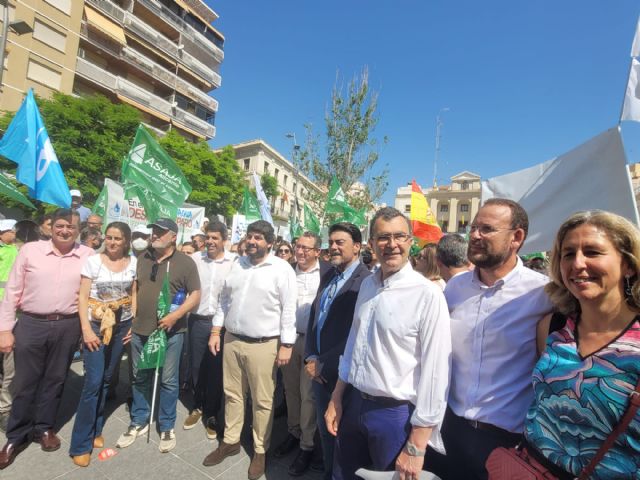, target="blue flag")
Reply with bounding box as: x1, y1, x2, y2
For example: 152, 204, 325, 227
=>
0, 89, 71, 207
